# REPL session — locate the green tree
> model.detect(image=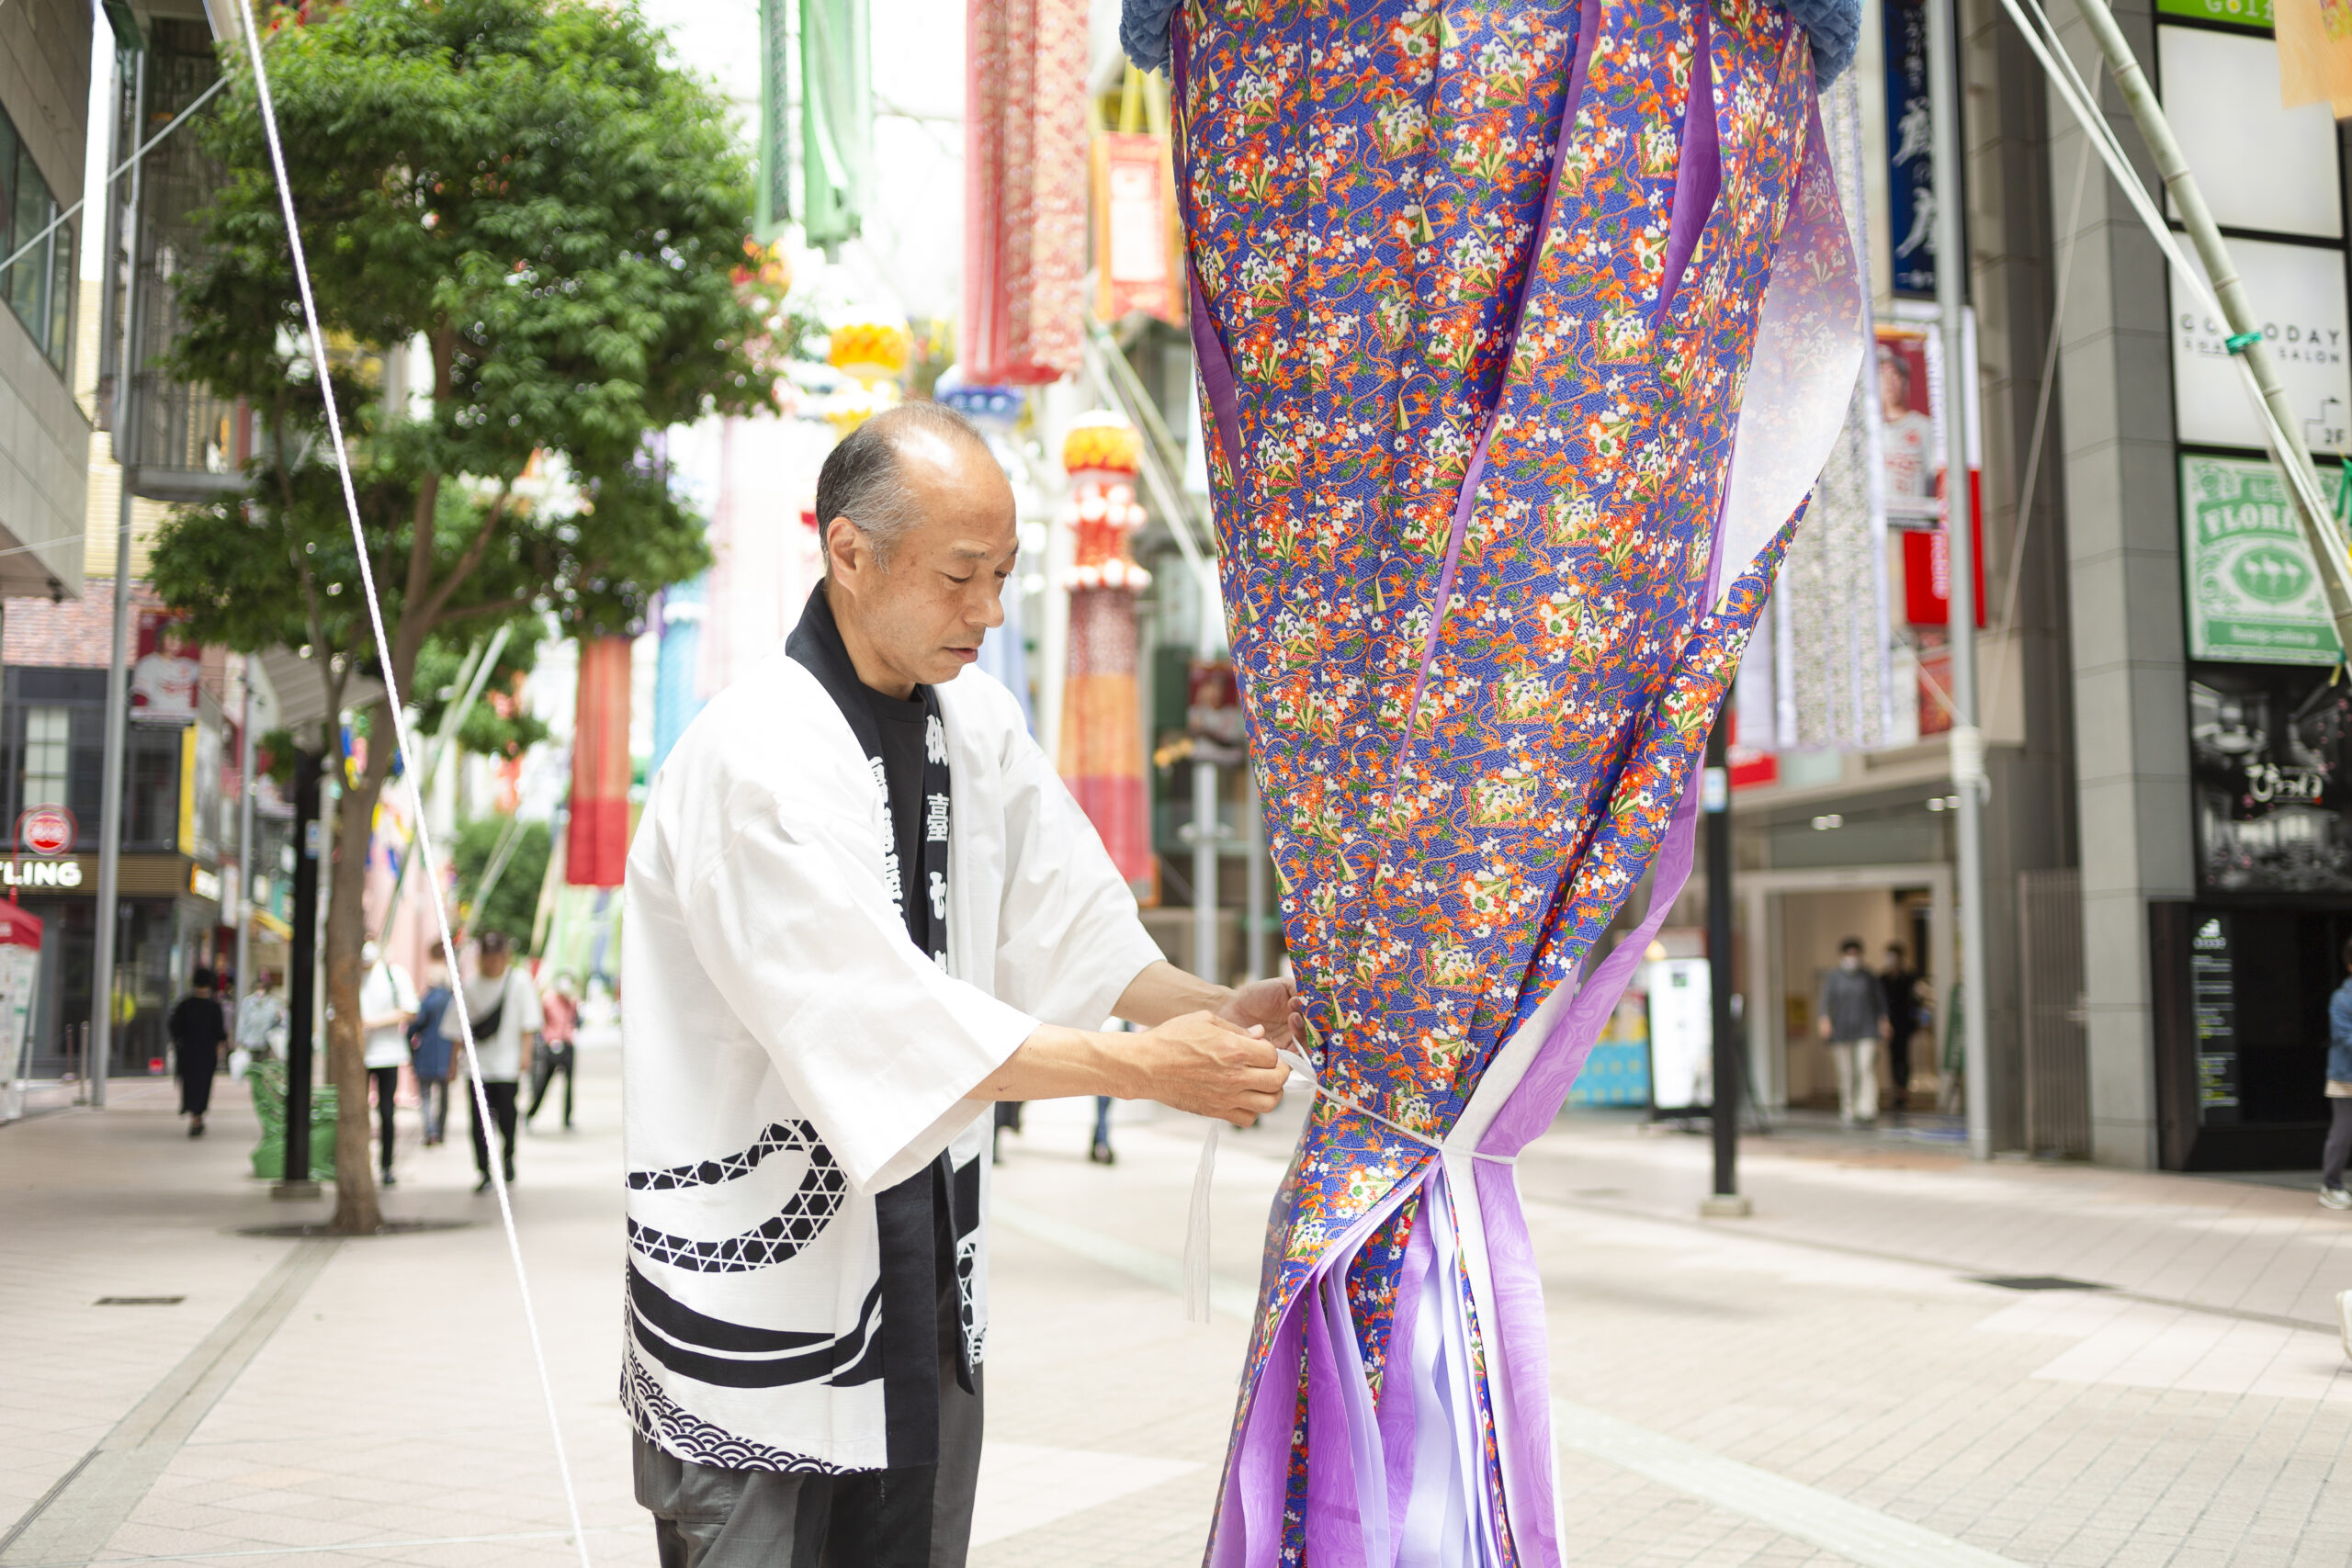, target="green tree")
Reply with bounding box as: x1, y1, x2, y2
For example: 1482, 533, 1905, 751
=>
451, 817, 552, 948
150, 0, 771, 1231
